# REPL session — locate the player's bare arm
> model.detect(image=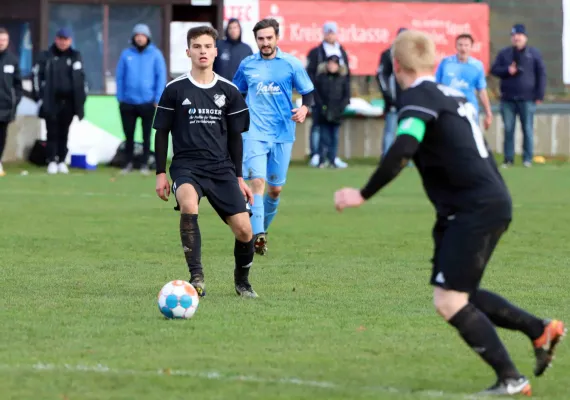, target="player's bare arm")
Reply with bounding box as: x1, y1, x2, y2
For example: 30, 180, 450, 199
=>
478, 89, 493, 130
